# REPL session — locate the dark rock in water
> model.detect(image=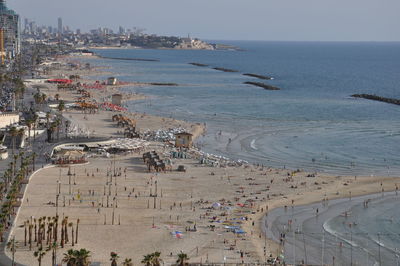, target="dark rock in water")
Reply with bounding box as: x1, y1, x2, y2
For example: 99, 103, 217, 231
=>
243, 73, 273, 80
189, 62, 209, 67
351, 94, 400, 106
213, 67, 239, 73
149, 82, 179, 86
244, 81, 281, 90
